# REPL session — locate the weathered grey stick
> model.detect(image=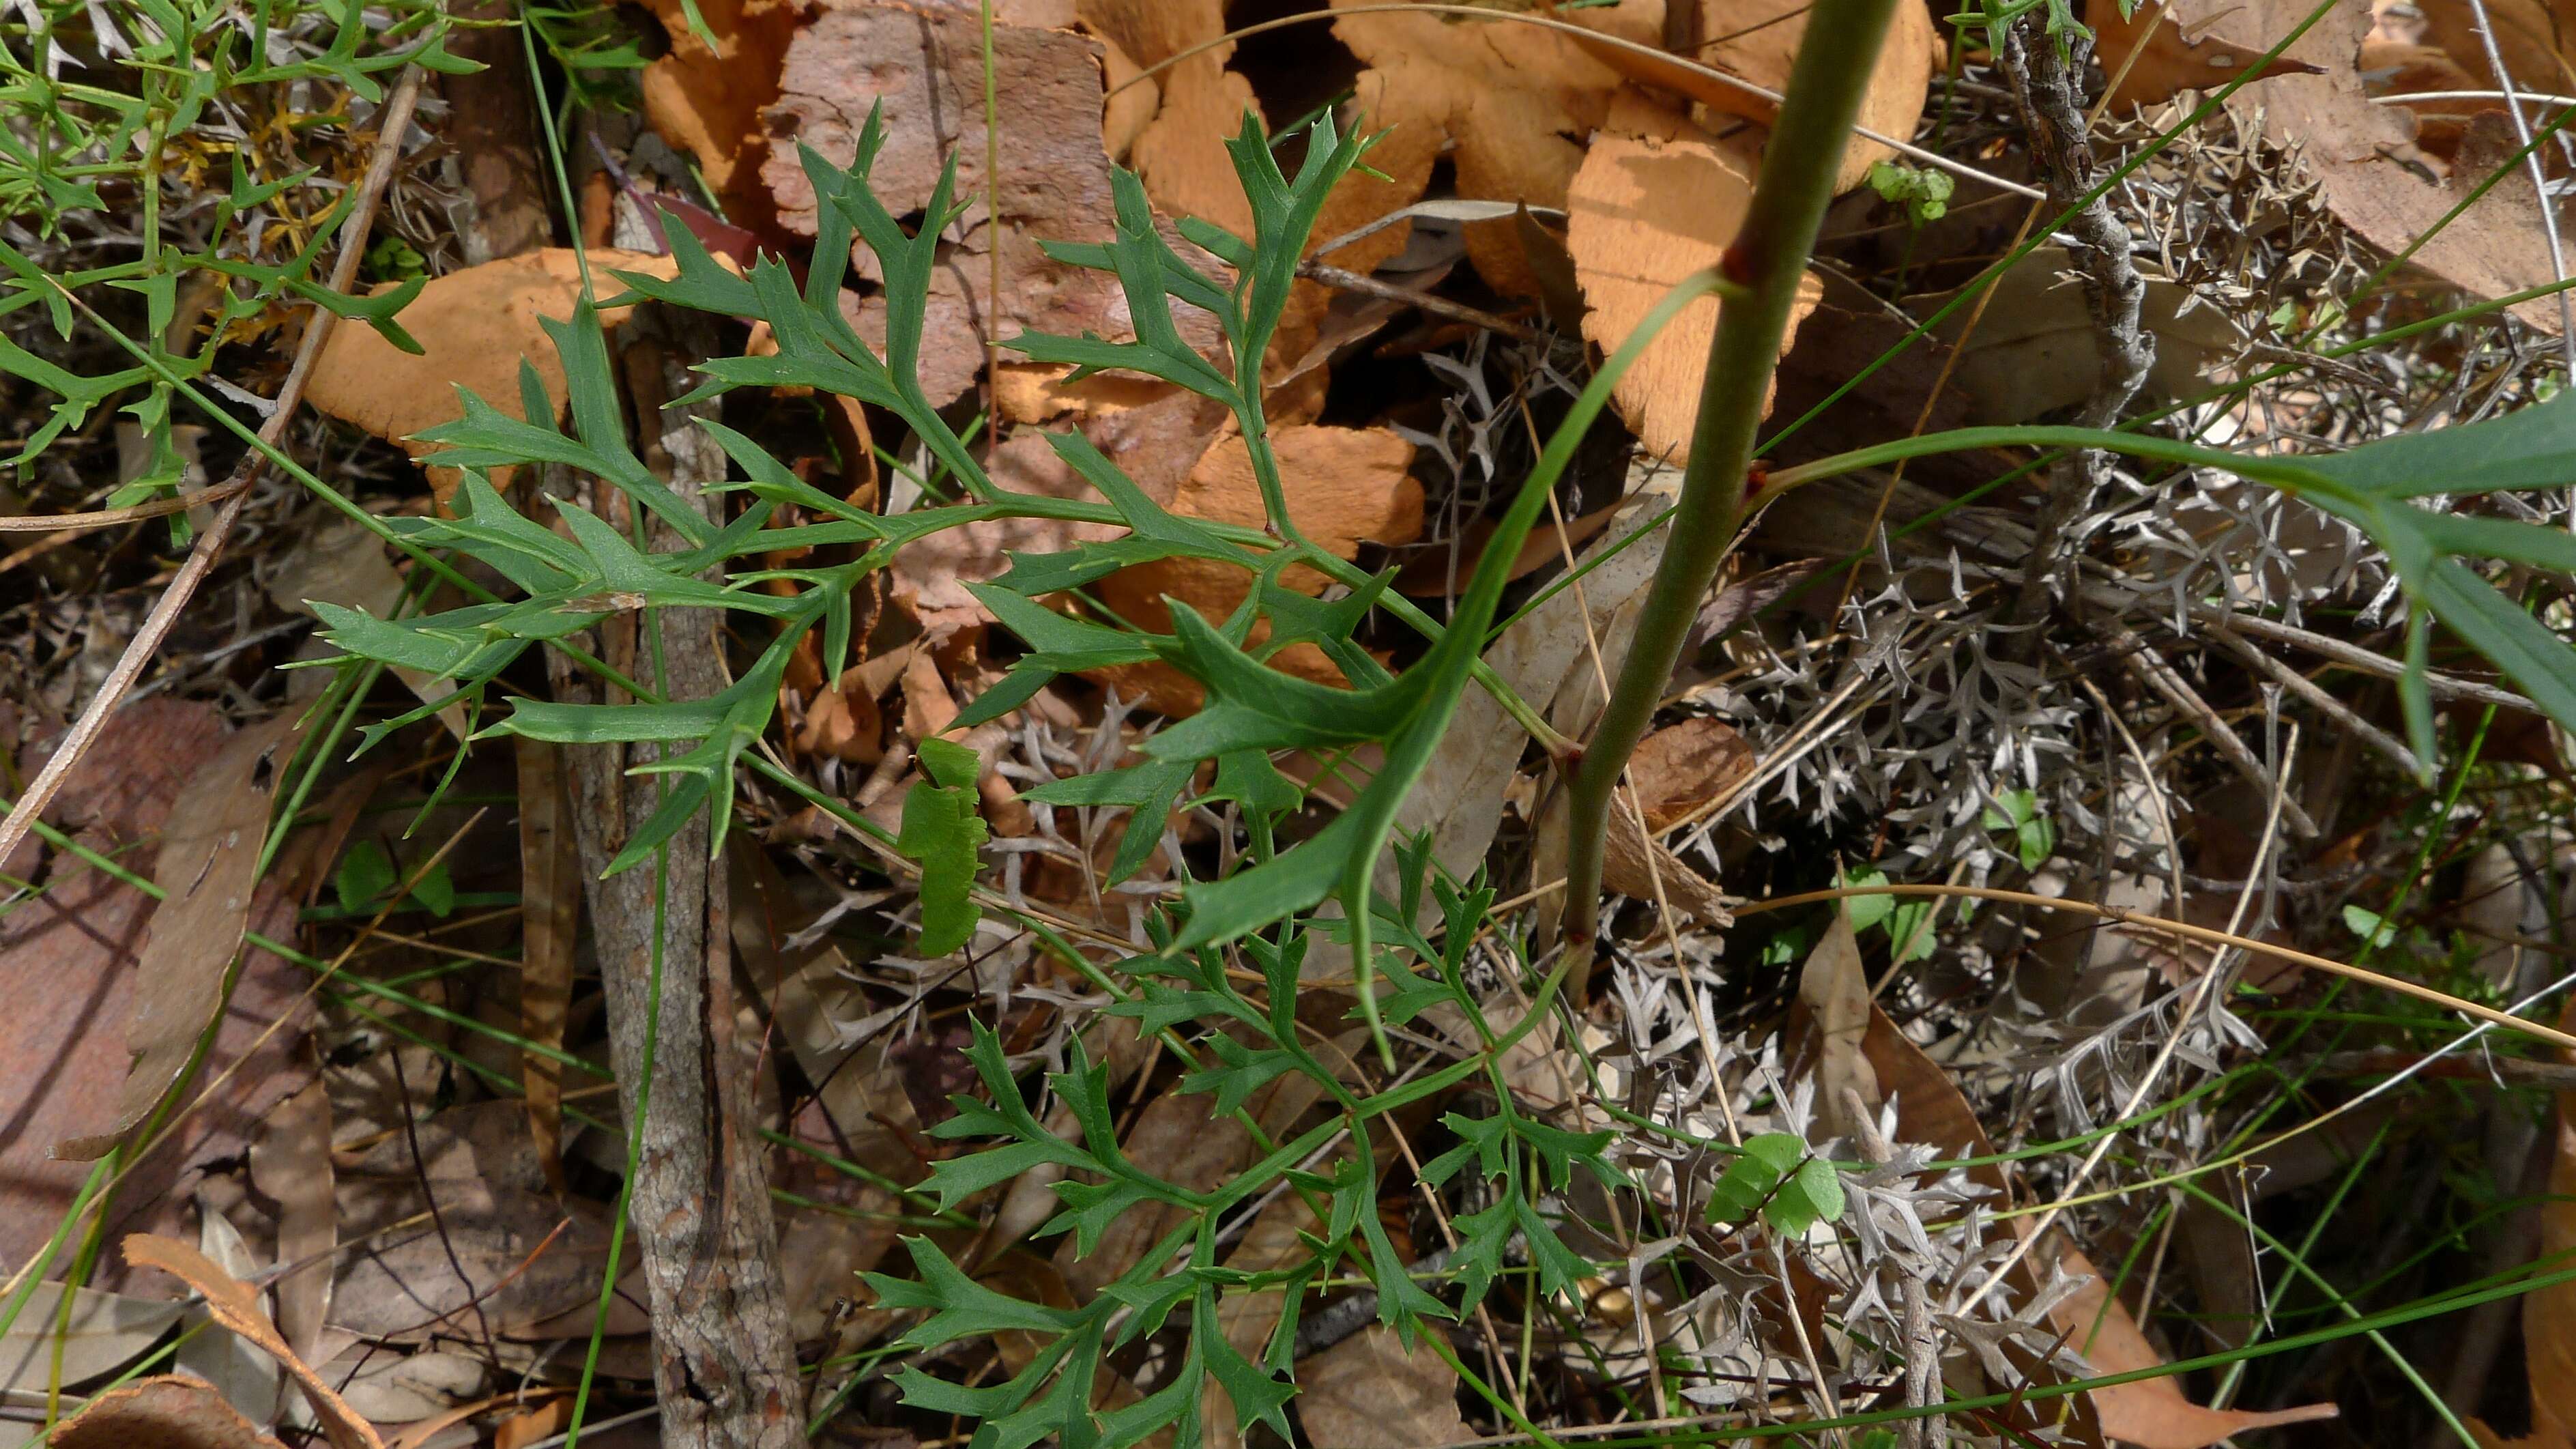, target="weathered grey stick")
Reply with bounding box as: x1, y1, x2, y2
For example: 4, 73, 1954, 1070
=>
552, 328, 809, 1449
